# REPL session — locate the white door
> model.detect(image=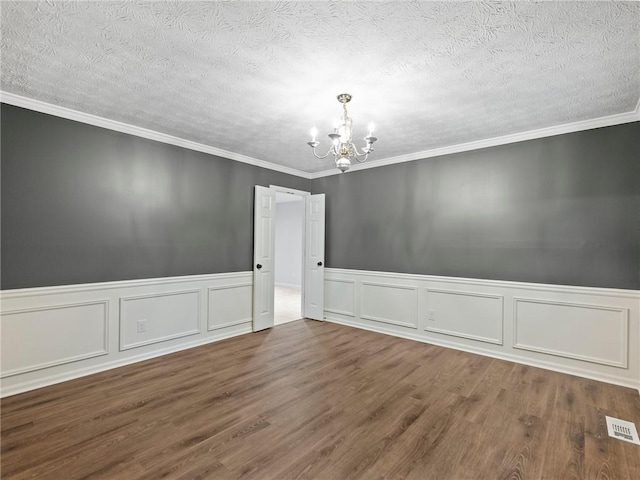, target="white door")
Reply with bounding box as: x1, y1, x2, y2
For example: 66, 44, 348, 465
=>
303, 194, 325, 320
253, 186, 276, 331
